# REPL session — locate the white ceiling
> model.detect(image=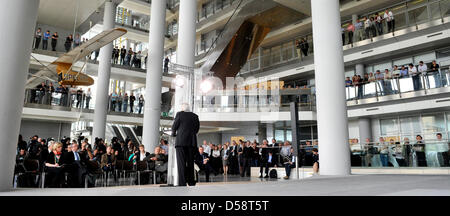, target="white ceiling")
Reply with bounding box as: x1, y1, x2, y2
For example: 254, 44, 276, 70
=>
37, 0, 106, 29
